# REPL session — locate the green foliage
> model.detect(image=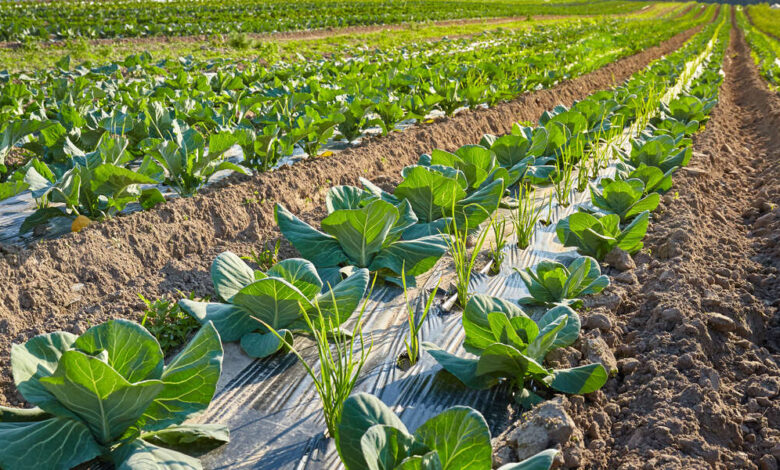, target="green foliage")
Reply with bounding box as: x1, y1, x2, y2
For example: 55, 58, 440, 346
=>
241, 240, 281, 271
0, 319, 227, 470
589, 179, 660, 223
338, 393, 558, 470
423, 295, 607, 403
517, 256, 609, 307
261, 289, 373, 449
489, 217, 508, 275
401, 269, 438, 367
139, 292, 202, 355
275, 190, 448, 287
179, 251, 369, 358
556, 211, 650, 260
